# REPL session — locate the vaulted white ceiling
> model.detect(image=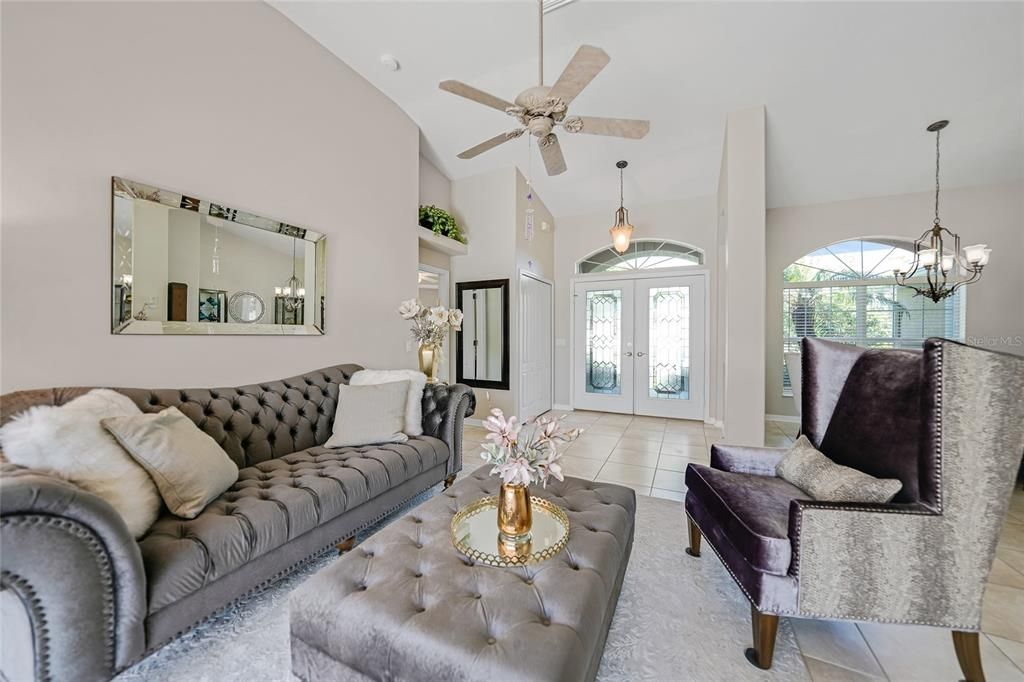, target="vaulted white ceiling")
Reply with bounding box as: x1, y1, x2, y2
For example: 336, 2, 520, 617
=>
273, 1, 1023, 217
